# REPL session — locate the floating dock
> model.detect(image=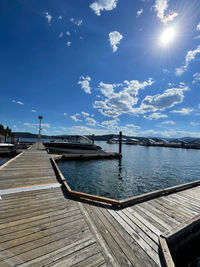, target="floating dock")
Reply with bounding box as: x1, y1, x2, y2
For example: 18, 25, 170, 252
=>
0, 144, 200, 266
